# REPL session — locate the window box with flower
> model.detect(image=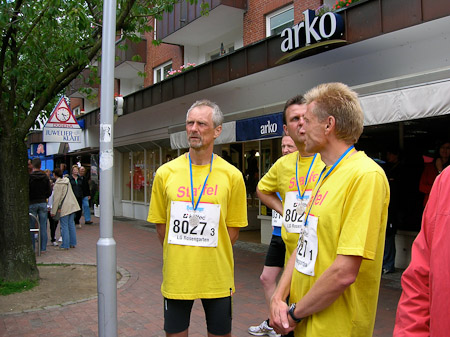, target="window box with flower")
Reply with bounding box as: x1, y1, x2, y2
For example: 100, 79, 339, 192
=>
166, 63, 196, 79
